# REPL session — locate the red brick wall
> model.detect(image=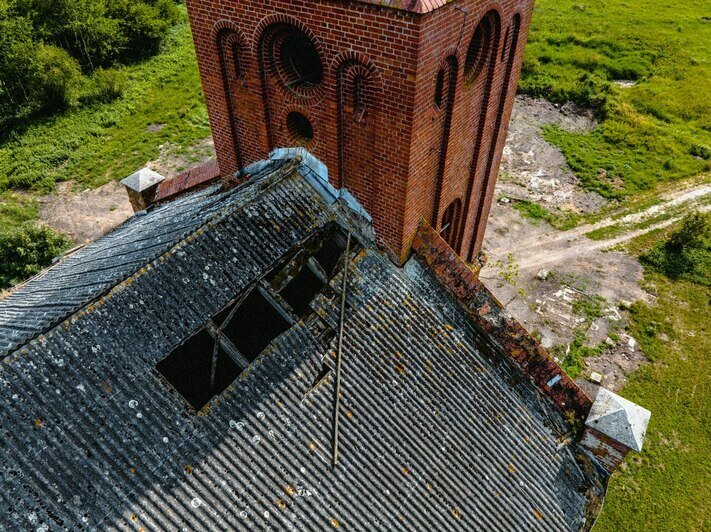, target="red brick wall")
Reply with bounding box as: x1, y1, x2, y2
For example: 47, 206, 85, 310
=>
581, 427, 630, 474
185, 0, 533, 264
